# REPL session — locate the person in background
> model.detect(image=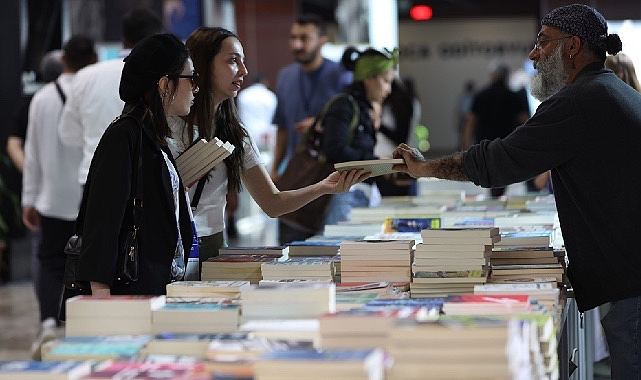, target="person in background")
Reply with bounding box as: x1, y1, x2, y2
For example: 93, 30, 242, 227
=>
271, 14, 351, 245
237, 73, 277, 151
75, 34, 195, 297
605, 52, 641, 92
393, 4, 641, 378
321, 46, 398, 227
453, 79, 475, 149
7, 50, 64, 173
461, 60, 530, 197
22, 35, 96, 358
375, 76, 421, 196
59, 8, 163, 186
167, 27, 368, 272
2, 51, 64, 285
